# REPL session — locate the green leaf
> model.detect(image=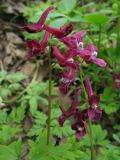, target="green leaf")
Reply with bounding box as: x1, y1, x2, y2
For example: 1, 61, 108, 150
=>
51, 108, 74, 138
29, 132, 82, 160
58, 0, 77, 14
51, 120, 74, 138
49, 11, 65, 19
0, 145, 18, 160
28, 111, 47, 136
9, 139, 23, 158
92, 125, 108, 145
27, 81, 48, 95
29, 96, 38, 116
6, 72, 27, 83
38, 97, 48, 106
98, 144, 120, 160
81, 124, 109, 146
101, 87, 115, 102
69, 14, 83, 22
0, 109, 7, 124
100, 103, 118, 114
84, 14, 109, 25
0, 87, 11, 99
9, 83, 22, 91
0, 139, 22, 160
50, 18, 68, 28
9, 105, 26, 123
0, 125, 22, 144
